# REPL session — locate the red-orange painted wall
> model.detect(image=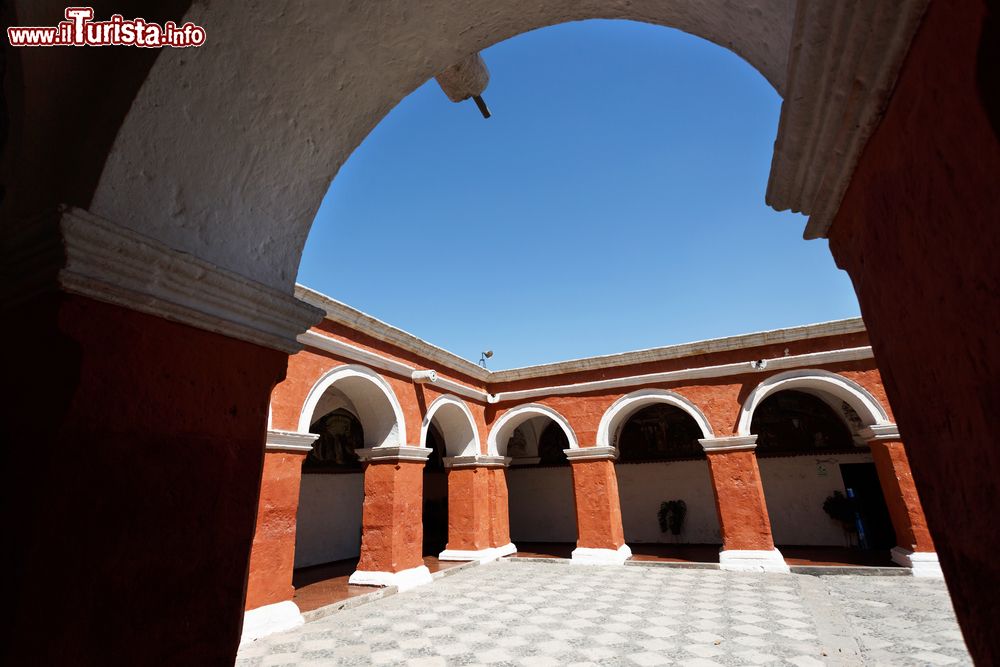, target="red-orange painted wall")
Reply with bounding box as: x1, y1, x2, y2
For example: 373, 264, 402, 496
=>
246, 451, 309, 610
356, 461, 425, 573
825, 1, 999, 662
705, 450, 775, 551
